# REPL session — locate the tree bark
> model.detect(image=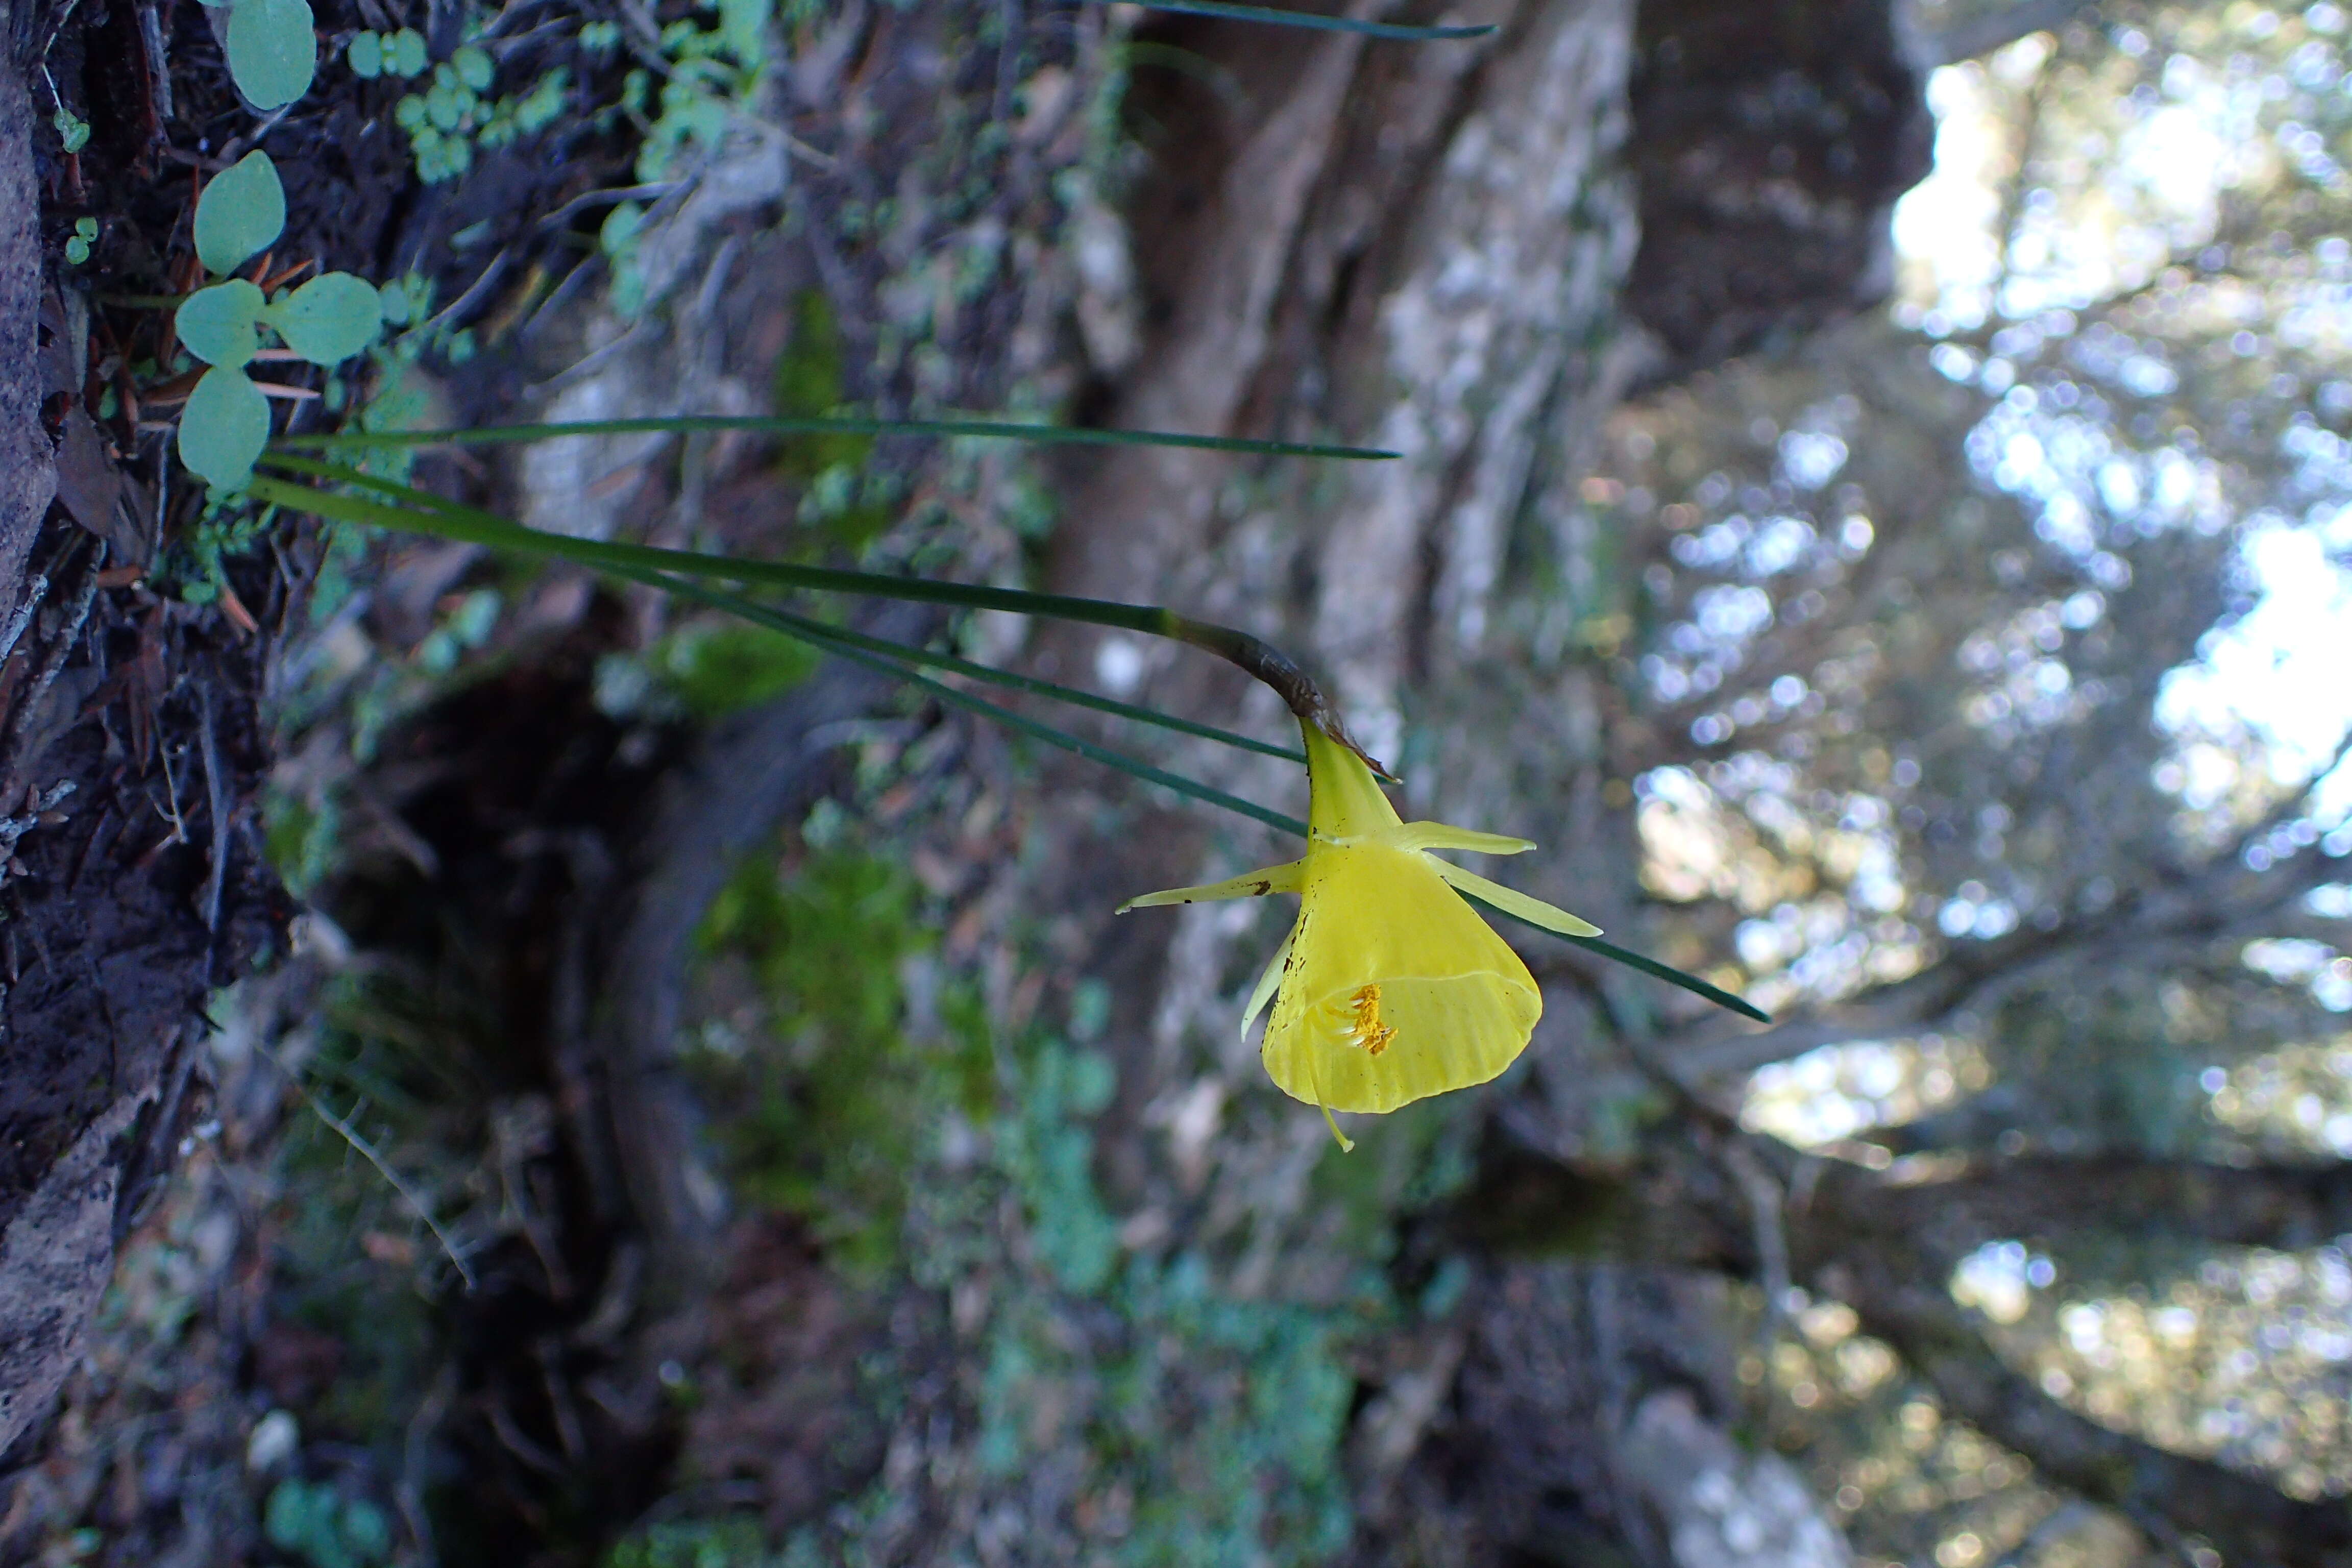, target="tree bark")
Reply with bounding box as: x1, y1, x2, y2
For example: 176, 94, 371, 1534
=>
0, 50, 281, 1463
0, 39, 53, 594
1621, 1389, 1852, 1568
